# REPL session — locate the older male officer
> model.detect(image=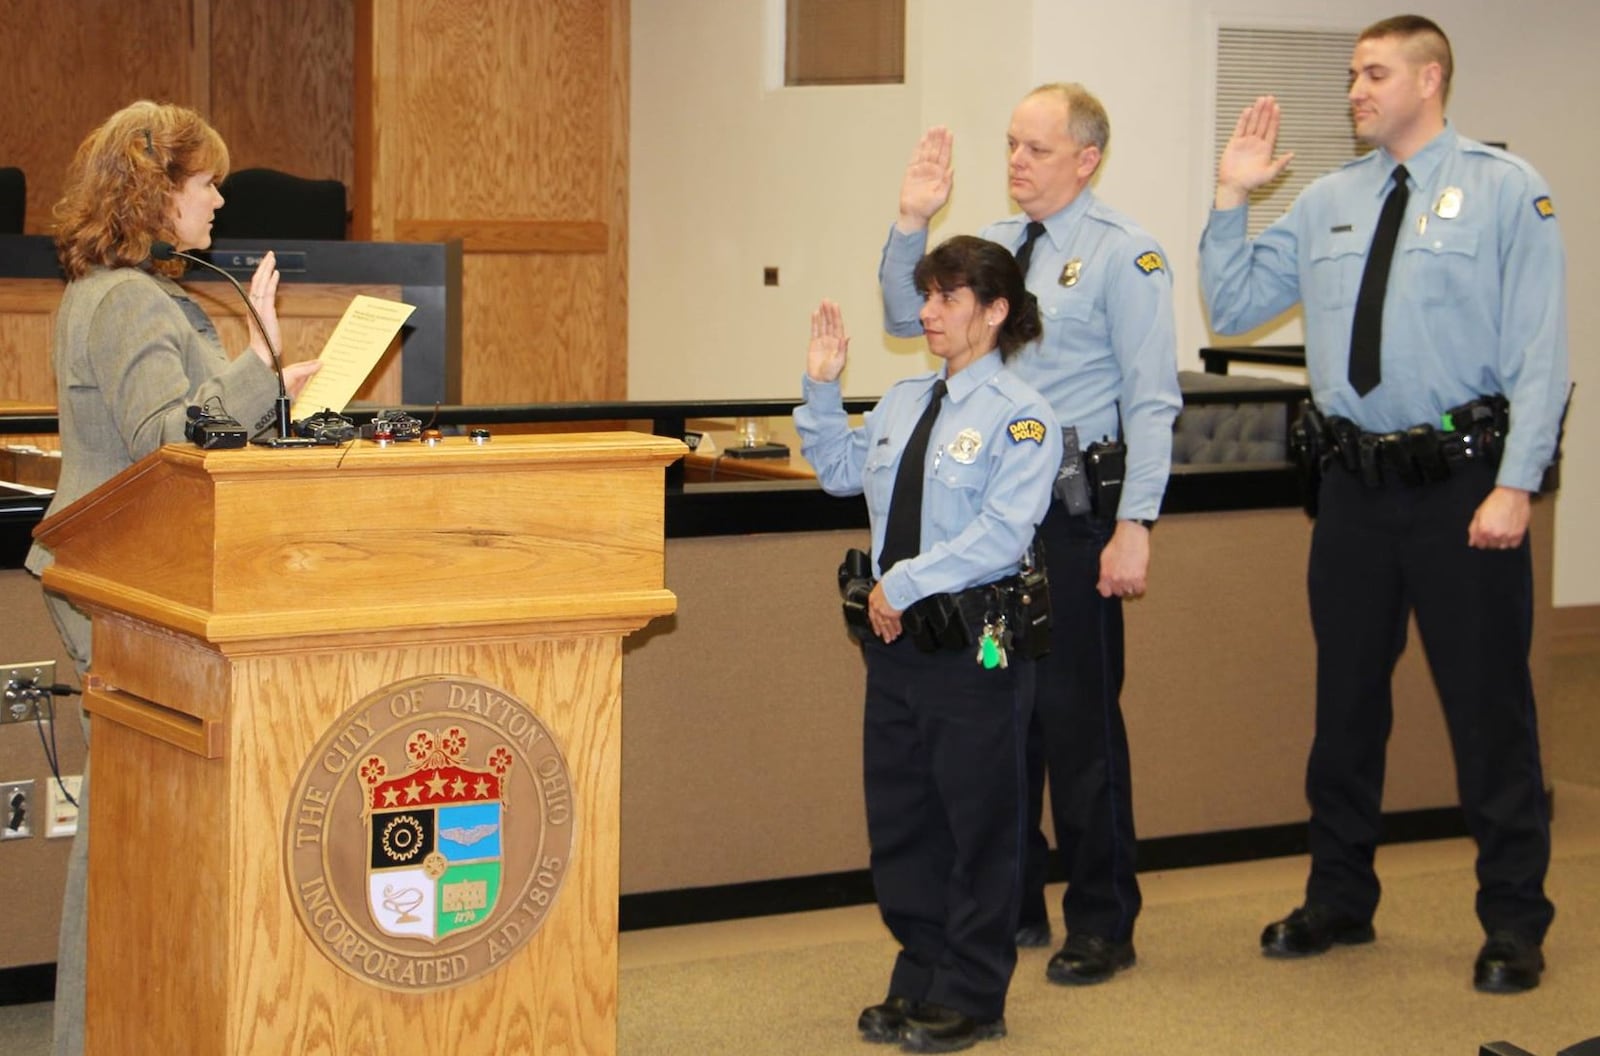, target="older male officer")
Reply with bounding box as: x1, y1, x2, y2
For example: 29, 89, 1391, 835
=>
881, 82, 1182, 987
1201, 14, 1566, 992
